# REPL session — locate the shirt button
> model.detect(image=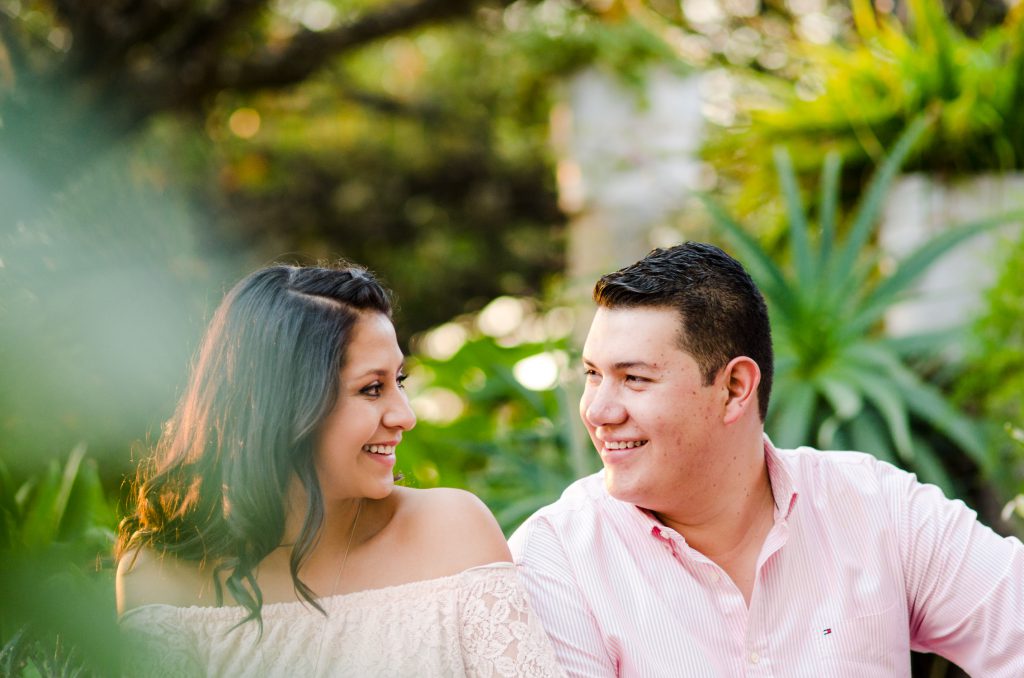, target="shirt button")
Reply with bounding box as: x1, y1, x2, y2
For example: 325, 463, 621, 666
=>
749, 652, 760, 664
